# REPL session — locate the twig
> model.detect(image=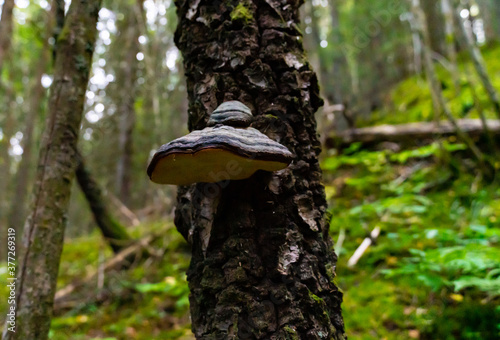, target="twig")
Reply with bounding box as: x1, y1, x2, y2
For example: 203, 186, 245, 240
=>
347, 227, 381, 267
54, 232, 162, 305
